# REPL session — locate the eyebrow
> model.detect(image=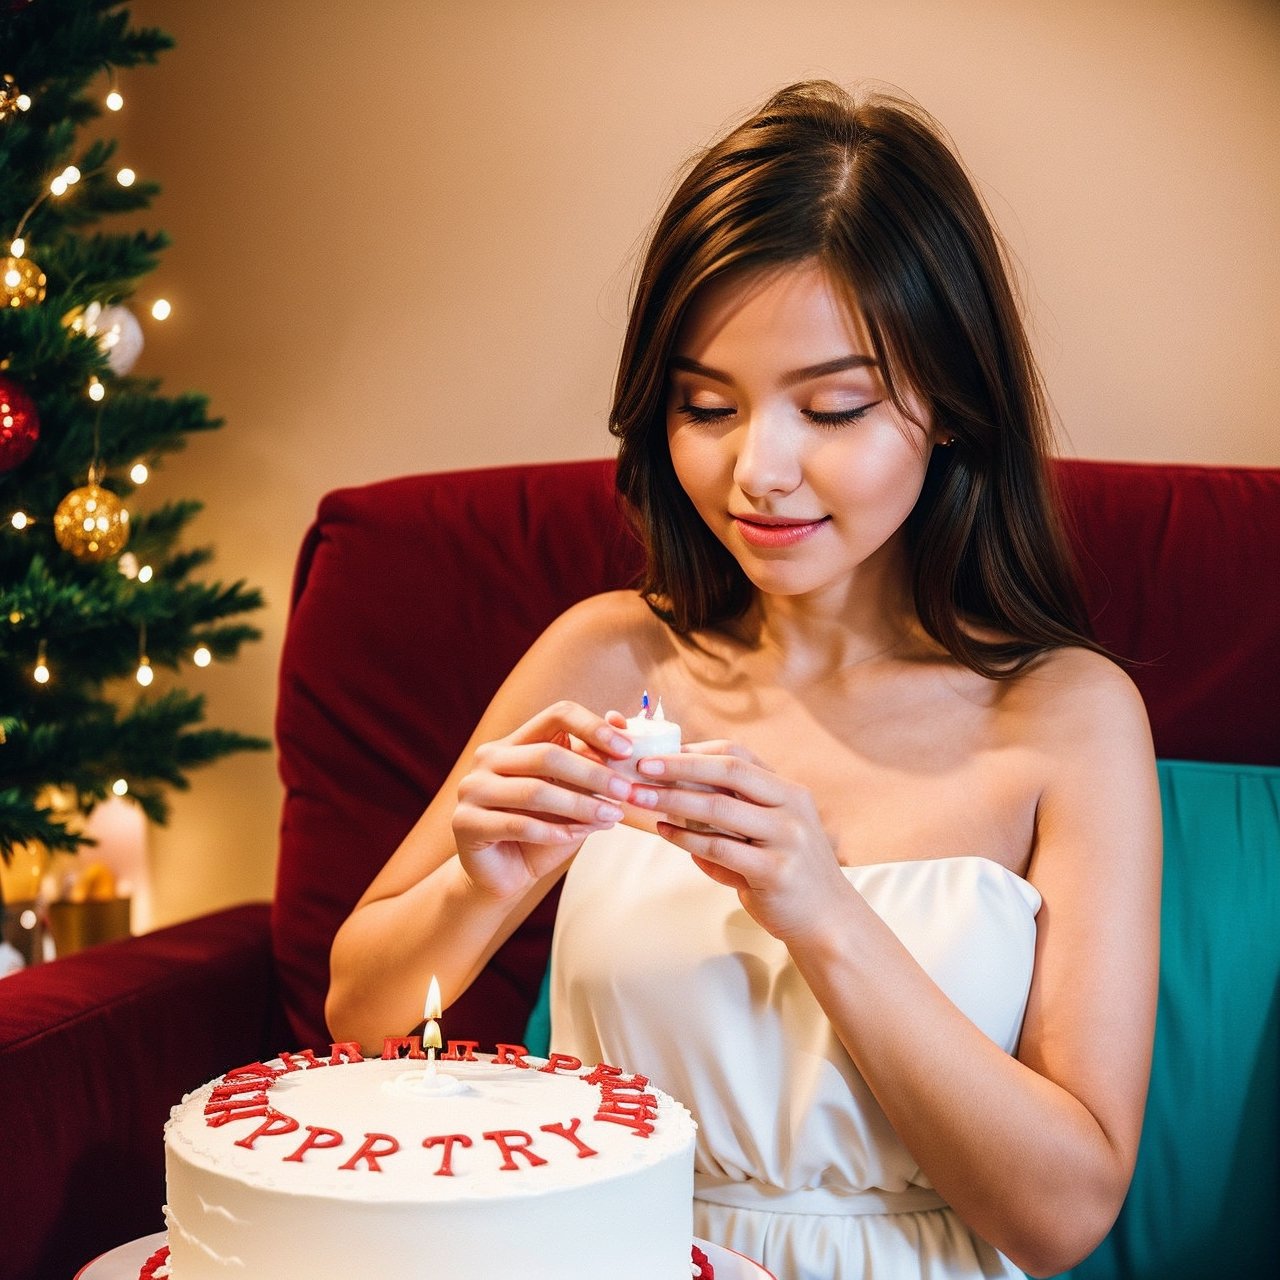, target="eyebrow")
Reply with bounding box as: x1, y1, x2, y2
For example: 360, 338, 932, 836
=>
668, 354, 879, 387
